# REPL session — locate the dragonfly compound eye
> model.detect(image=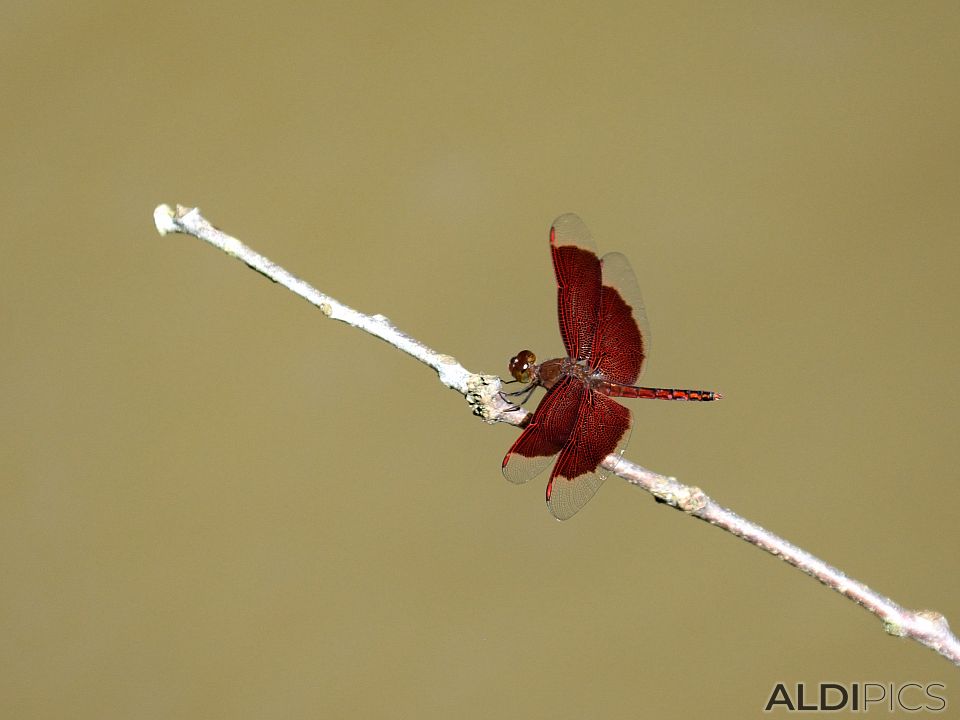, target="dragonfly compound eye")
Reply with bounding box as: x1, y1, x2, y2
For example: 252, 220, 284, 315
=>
508, 350, 536, 383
